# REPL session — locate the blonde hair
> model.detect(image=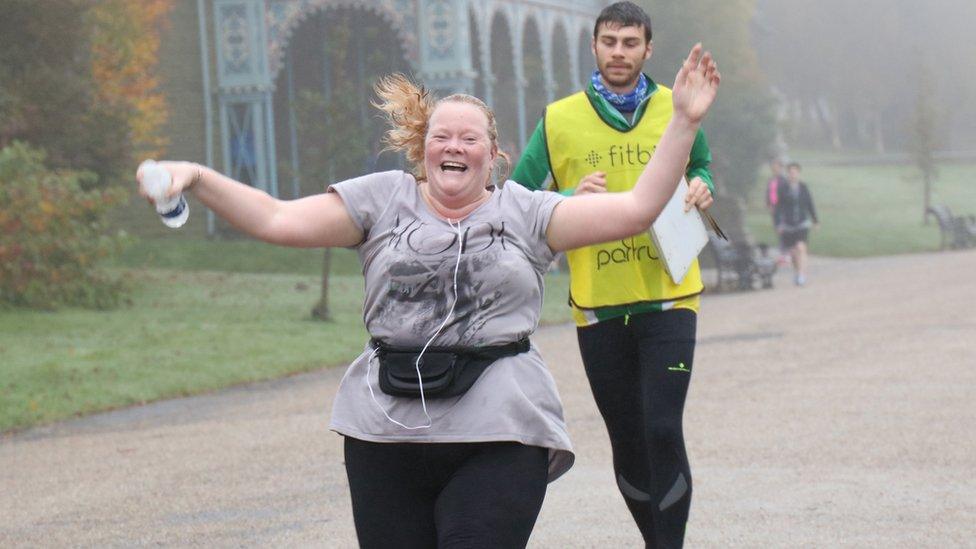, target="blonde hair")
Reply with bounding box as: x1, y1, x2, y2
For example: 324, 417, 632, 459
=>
372, 74, 510, 182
